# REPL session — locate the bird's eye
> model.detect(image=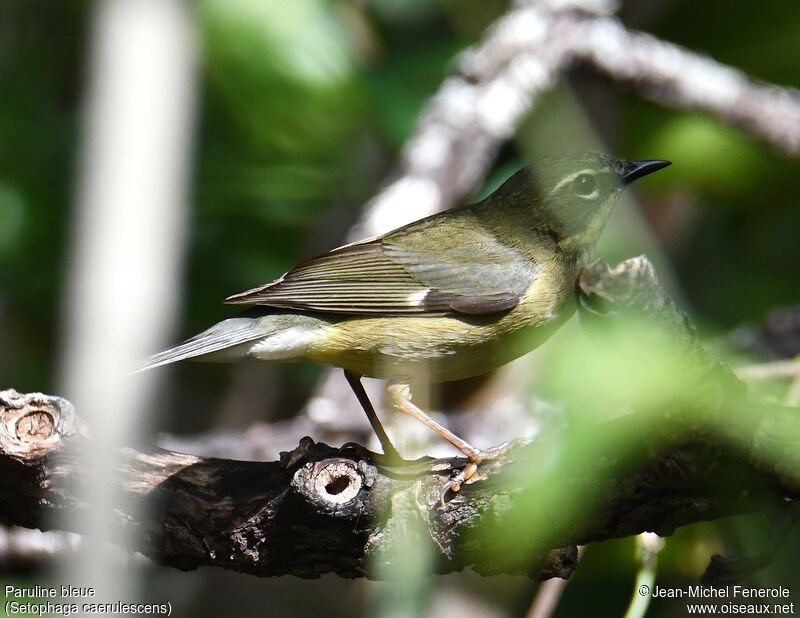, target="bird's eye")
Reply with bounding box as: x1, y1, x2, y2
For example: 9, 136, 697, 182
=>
571, 173, 598, 198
